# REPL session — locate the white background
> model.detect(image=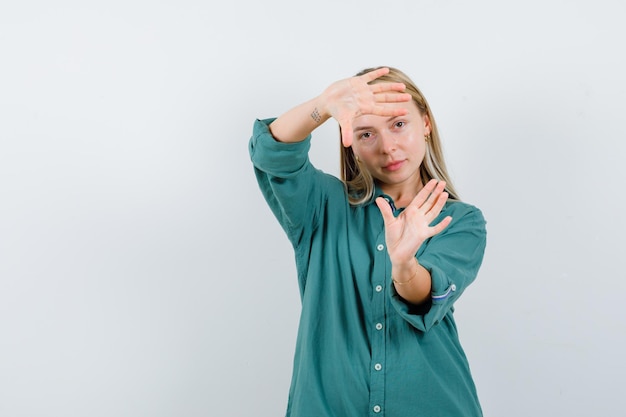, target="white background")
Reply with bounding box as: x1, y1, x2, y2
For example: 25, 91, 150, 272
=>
1, 0, 625, 416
